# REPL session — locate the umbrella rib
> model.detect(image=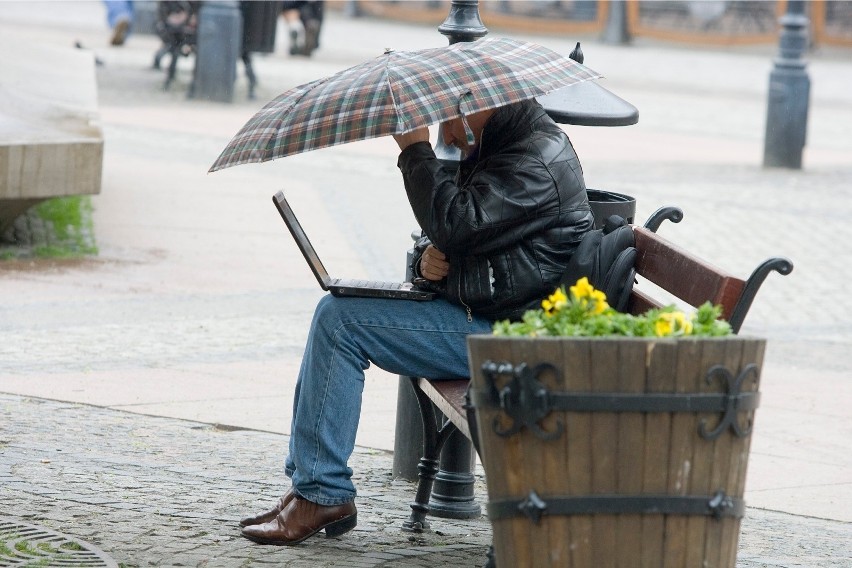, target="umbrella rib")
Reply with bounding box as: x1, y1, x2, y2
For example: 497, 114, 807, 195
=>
384, 53, 405, 134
